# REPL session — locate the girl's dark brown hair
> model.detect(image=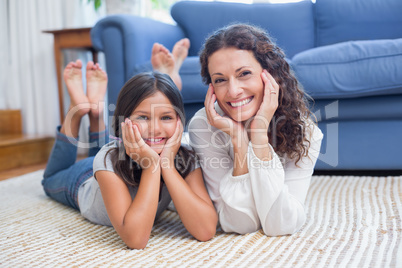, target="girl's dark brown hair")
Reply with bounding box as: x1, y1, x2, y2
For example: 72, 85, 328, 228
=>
106, 71, 196, 186
199, 24, 312, 164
